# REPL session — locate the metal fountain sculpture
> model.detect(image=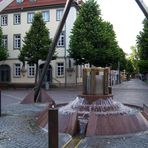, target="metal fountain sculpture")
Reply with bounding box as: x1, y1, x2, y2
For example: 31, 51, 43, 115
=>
135, 0, 148, 19
21, 0, 74, 104
33, 0, 74, 102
